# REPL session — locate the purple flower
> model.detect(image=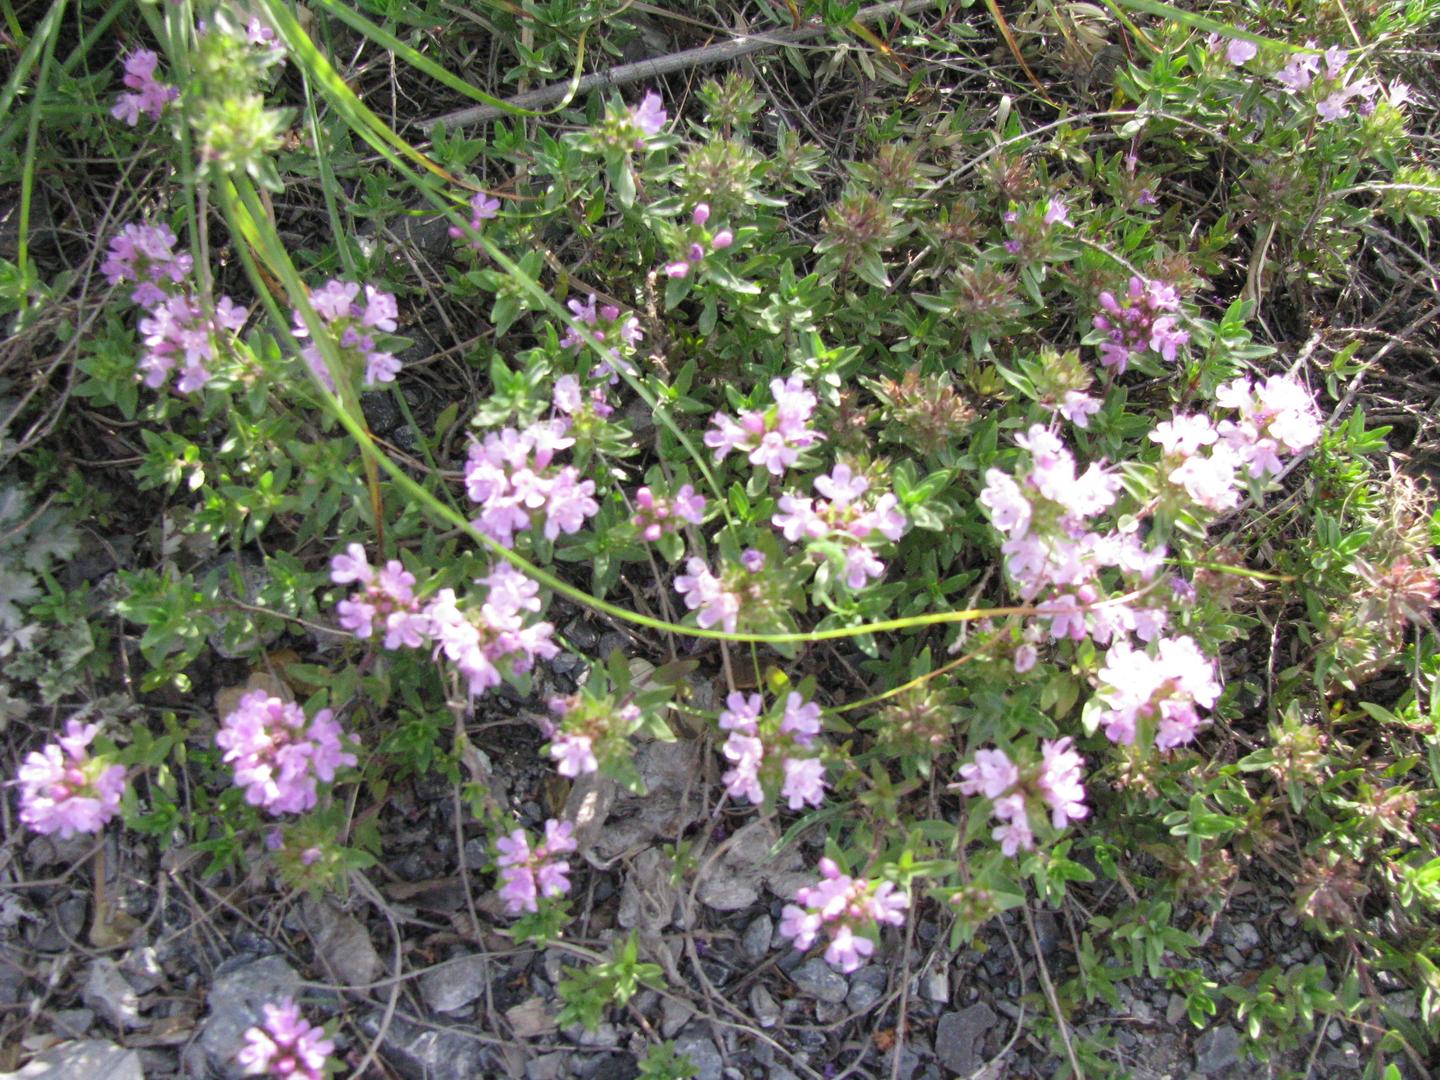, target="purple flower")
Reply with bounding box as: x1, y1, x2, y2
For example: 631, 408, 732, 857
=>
710, 229, 734, 250
1093, 635, 1221, 750
237, 997, 334, 1078
956, 748, 1018, 799
111, 50, 178, 126
496, 819, 577, 914
1226, 38, 1258, 64
136, 290, 249, 394
293, 279, 402, 391
549, 732, 598, 777
101, 223, 193, 307
632, 484, 706, 541
1057, 390, 1101, 428
778, 859, 908, 973
1091, 276, 1188, 373
630, 91, 667, 136
448, 192, 503, 247
674, 557, 740, 632
16, 720, 125, 838
216, 692, 358, 816
1042, 198, 1070, 226
464, 421, 597, 547
704, 375, 822, 477
781, 756, 827, 809
1037, 738, 1088, 827
421, 566, 557, 698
